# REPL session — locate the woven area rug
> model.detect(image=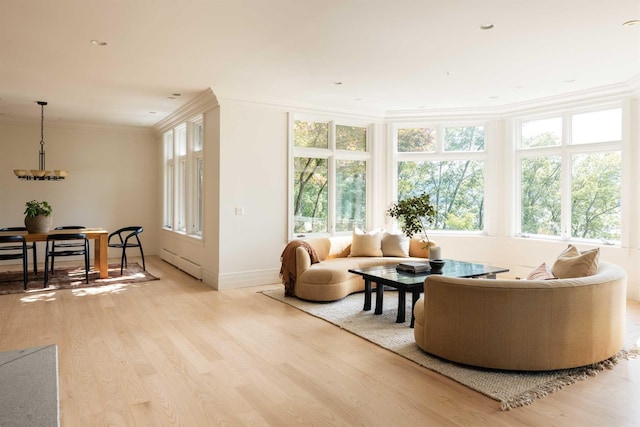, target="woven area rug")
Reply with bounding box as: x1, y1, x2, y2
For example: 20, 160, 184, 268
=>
262, 288, 640, 410
0, 262, 158, 295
